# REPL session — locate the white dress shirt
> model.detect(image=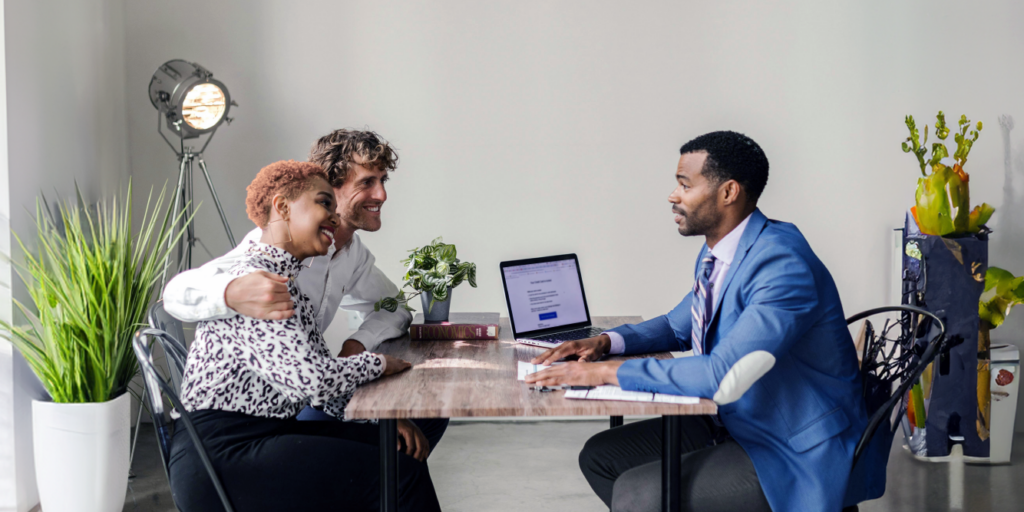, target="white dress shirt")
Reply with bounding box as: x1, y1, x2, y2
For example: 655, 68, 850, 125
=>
607, 213, 753, 354
162, 227, 412, 352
